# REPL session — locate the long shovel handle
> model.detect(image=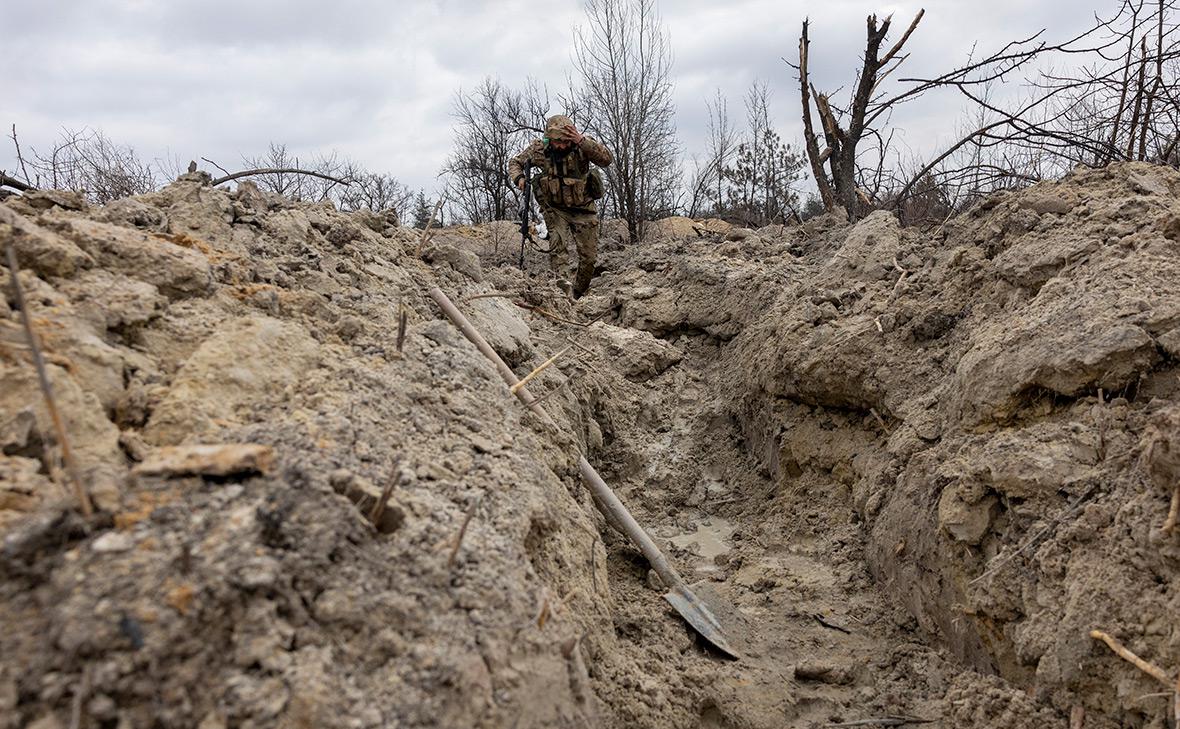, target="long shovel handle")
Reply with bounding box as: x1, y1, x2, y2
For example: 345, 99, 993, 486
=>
427, 287, 687, 591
